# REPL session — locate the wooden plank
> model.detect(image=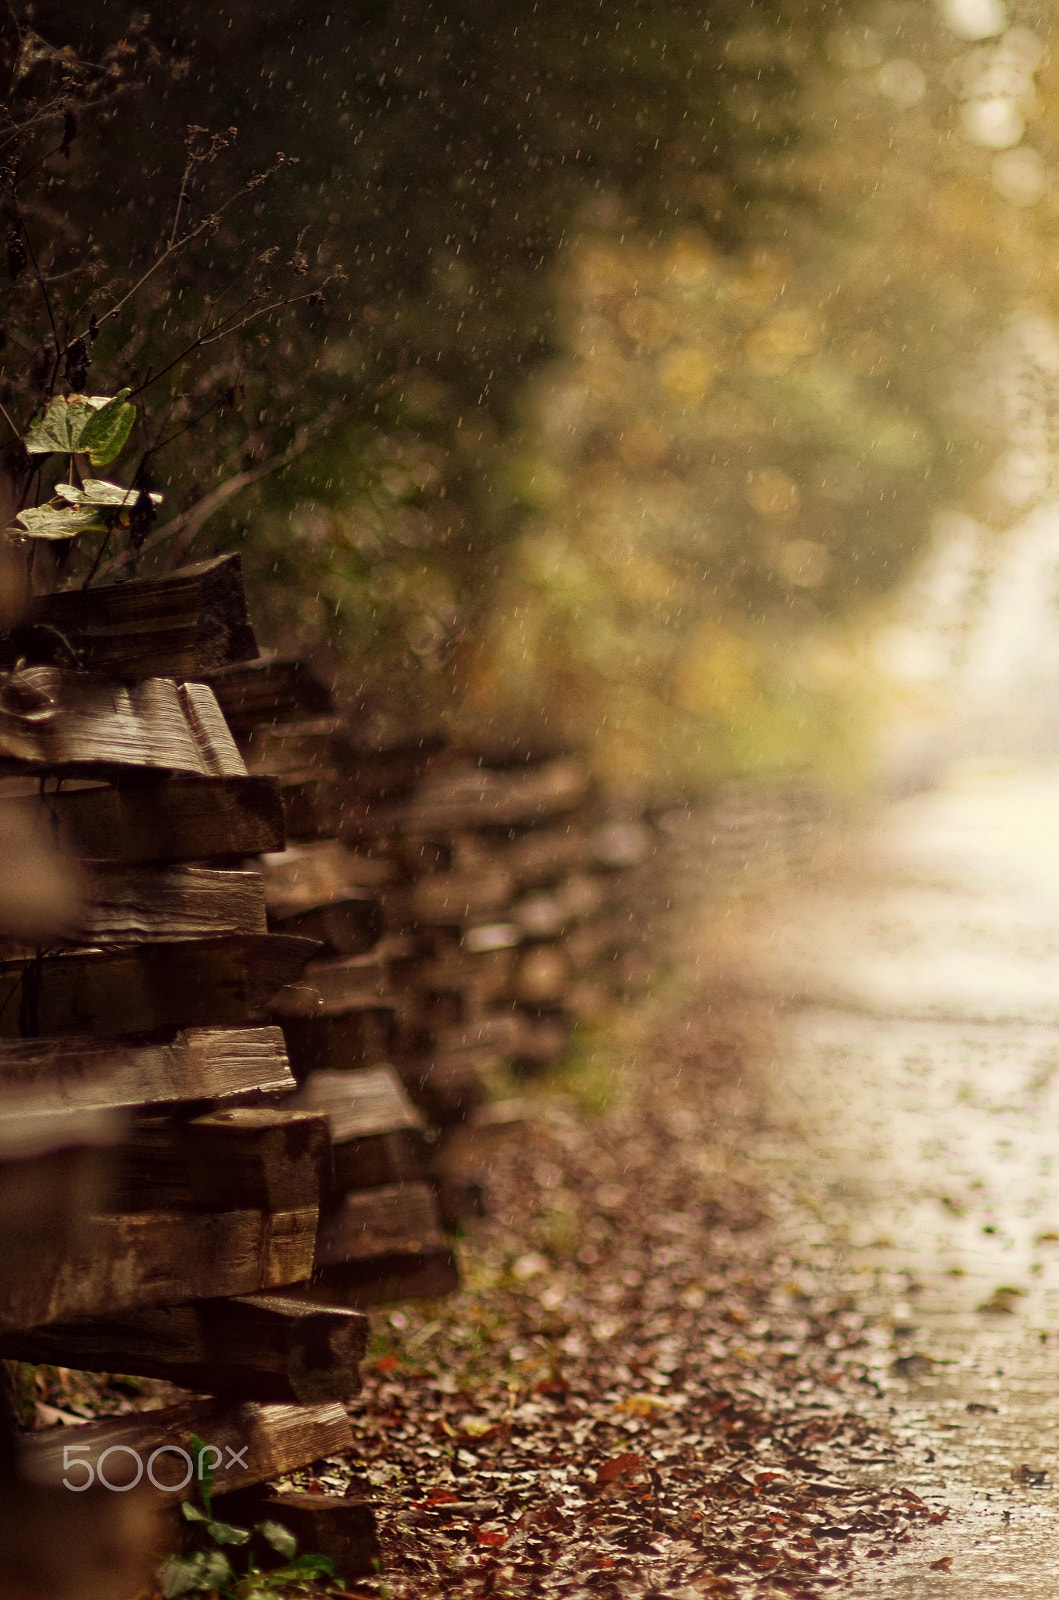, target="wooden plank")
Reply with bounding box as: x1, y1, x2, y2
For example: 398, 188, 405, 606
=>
270, 955, 393, 1019
224, 1491, 379, 1579
0, 1026, 295, 1117
114, 1108, 332, 1212
27, 554, 257, 680
279, 1011, 397, 1078
0, 1292, 368, 1405
316, 1181, 445, 1265
0, 774, 286, 863
293, 1066, 427, 1190
310, 1248, 459, 1307
0, 1205, 317, 1329
0, 671, 245, 777
0, 935, 319, 1039
204, 656, 334, 734
2, 865, 267, 951
241, 717, 347, 778
383, 755, 590, 834
268, 895, 383, 958
20, 1398, 352, 1498
384, 866, 516, 929
400, 1049, 493, 1125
